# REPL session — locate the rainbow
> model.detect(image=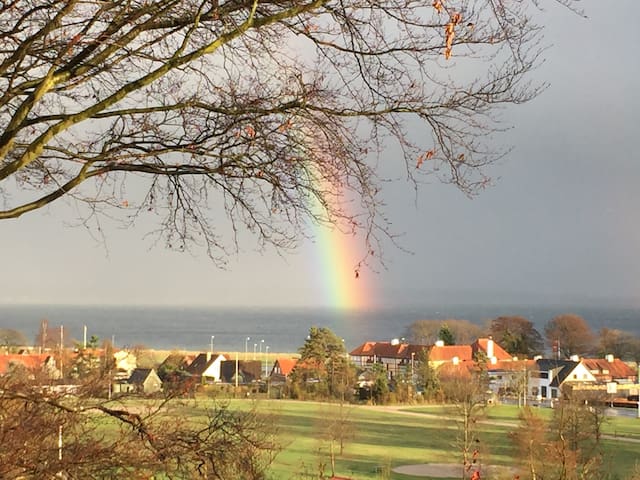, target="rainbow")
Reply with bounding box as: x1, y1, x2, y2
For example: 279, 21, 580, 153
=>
298, 126, 376, 311
314, 224, 373, 310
